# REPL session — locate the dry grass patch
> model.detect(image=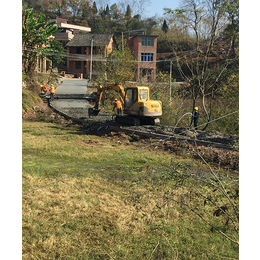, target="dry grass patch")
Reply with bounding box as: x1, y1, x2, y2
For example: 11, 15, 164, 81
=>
23, 121, 239, 259
23, 175, 152, 259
